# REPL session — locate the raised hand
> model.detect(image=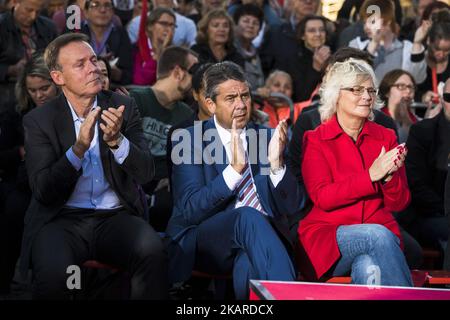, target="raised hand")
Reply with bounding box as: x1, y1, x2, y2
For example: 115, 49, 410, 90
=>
230, 118, 246, 174
313, 45, 331, 72
414, 20, 432, 44
73, 107, 101, 158
99, 105, 125, 147
268, 119, 288, 171
369, 144, 407, 182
